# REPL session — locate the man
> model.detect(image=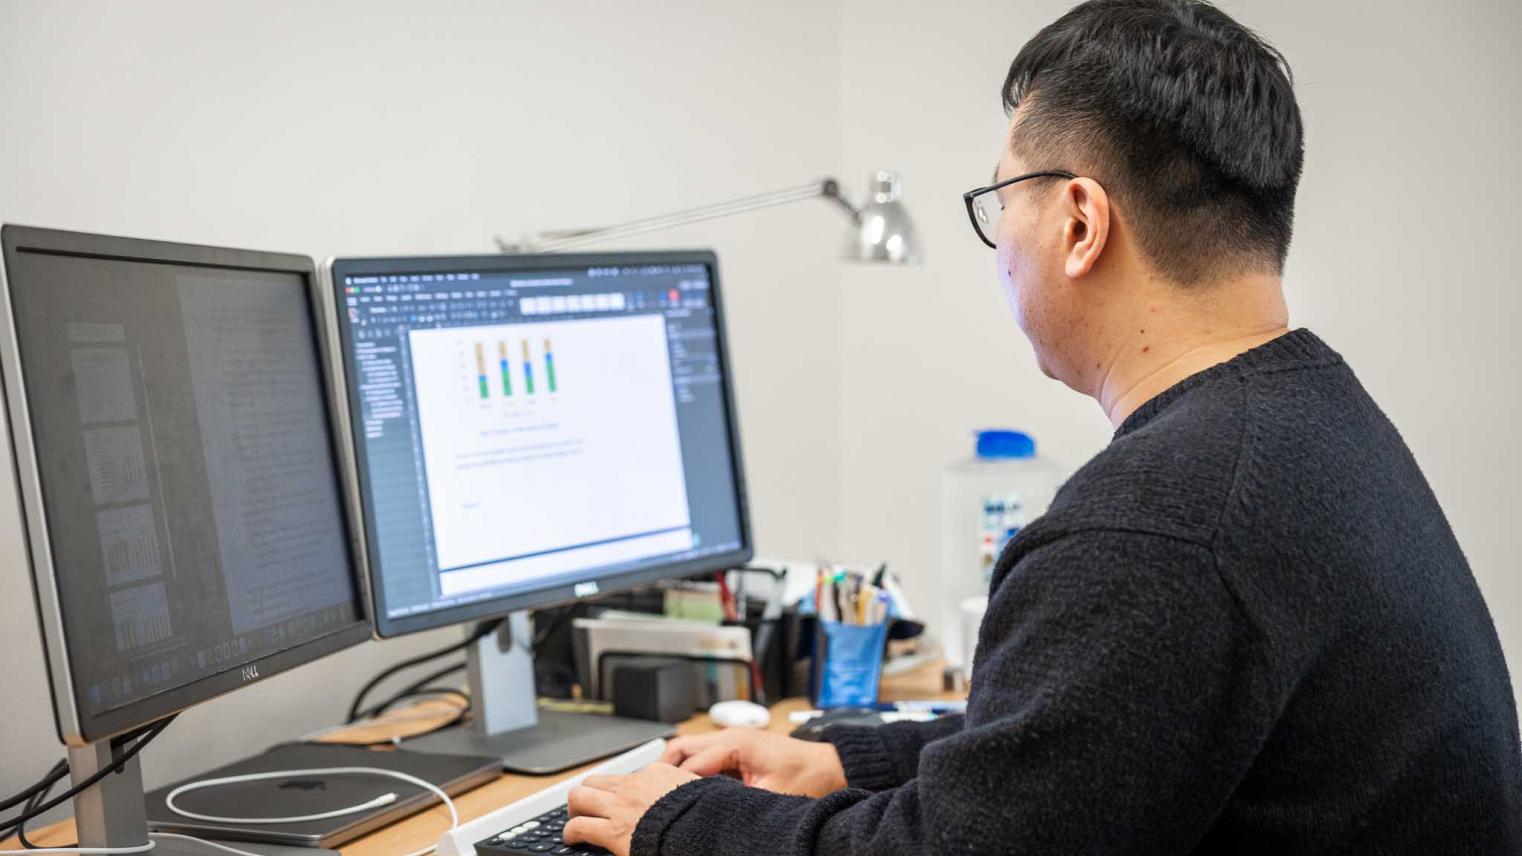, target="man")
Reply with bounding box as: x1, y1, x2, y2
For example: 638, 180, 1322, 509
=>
563, 1, 1522, 853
